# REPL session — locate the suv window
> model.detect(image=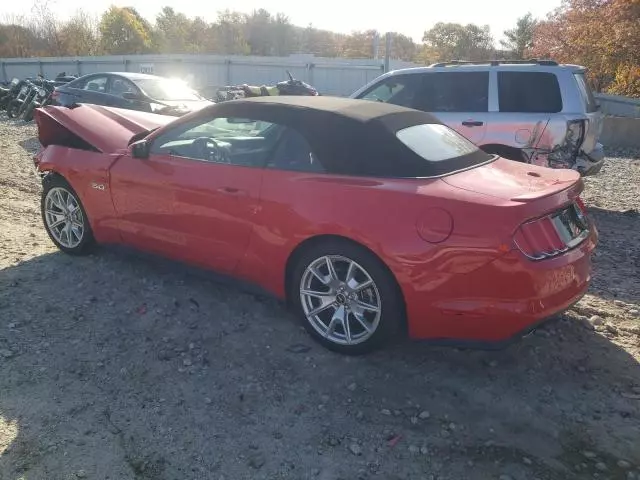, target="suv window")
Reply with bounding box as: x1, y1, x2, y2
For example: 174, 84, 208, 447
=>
418, 72, 489, 112
358, 74, 422, 108
82, 76, 108, 93
573, 73, 598, 113
109, 77, 138, 98
498, 72, 562, 113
